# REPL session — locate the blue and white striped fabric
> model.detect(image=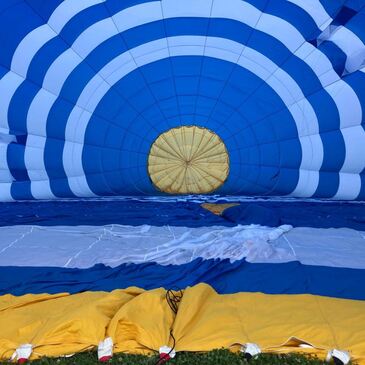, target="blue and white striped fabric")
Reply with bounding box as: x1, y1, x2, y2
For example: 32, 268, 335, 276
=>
318, 7, 365, 74
0, 0, 365, 201
0, 198, 365, 300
